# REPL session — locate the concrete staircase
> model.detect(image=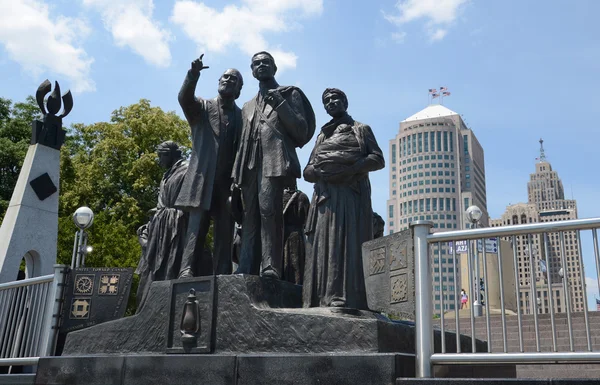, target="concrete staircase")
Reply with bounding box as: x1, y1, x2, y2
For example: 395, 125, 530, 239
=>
438, 311, 600, 379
